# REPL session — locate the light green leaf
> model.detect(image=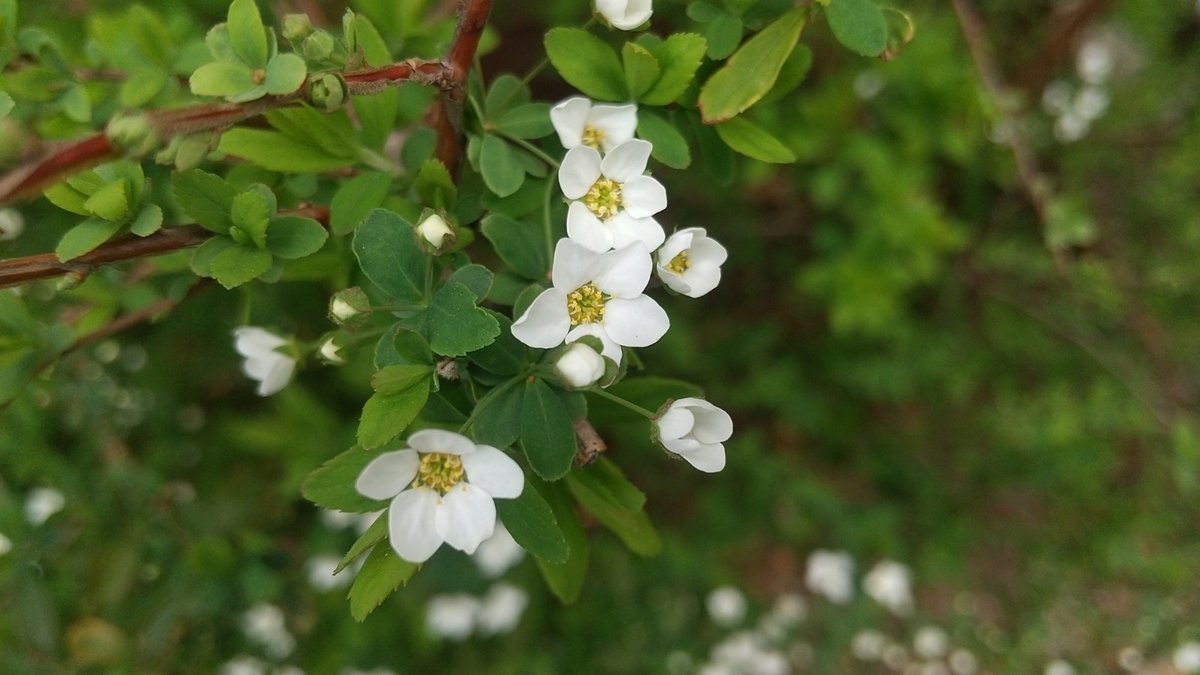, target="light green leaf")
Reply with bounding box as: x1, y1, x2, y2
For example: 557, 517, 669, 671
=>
492, 103, 554, 140
227, 0, 269, 68
573, 458, 646, 513
0, 91, 13, 119
330, 172, 392, 236
119, 69, 167, 107
698, 8, 807, 123
83, 179, 129, 221
44, 182, 91, 216
205, 23, 241, 64
715, 116, 796, 163
371, 364, 435, 395
230, 190, 270, 248
266, 215, 327, 258
358, 381, 430, 449
825, 0, 887, 57
189, 61, 255, 98
173, 169, 237, 234
622, 42, 661, 101
521, 378, 577, 481
190, 235, 235, 277
209, 242, 274, 288
544, 28, 626, 102
642, 33, 708, 106
495, 480, 569, 563
637, 109, 691, 169
760, 43, 813, 104
426, 282, 501, 357
56, 217, 124, 261
485, 74, 531, 118
349, 544, 418, 622
414, 159, 457, 209
129, 204, 163, 237
479, 135, 526, 198
301, 445, 391, 512
219, 129, 355, 173
352, 209, 427, 303
60, 85, 91, 123
263, 53, 307, 95
266, 106, 359, 159
335, 513, 387, 574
